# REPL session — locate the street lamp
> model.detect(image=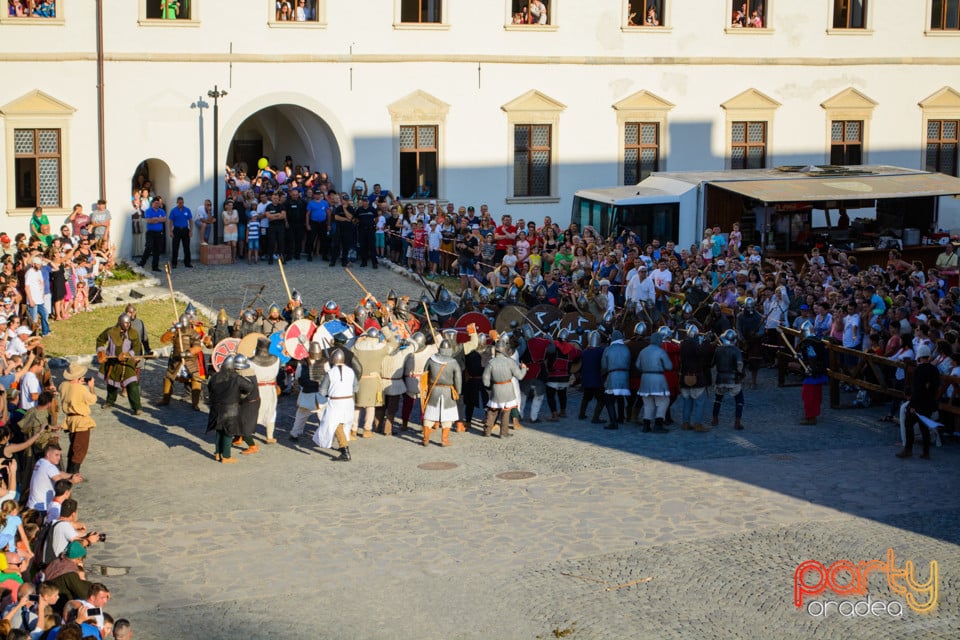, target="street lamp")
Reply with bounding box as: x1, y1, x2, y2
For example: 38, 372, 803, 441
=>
207, 85, 228, 245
